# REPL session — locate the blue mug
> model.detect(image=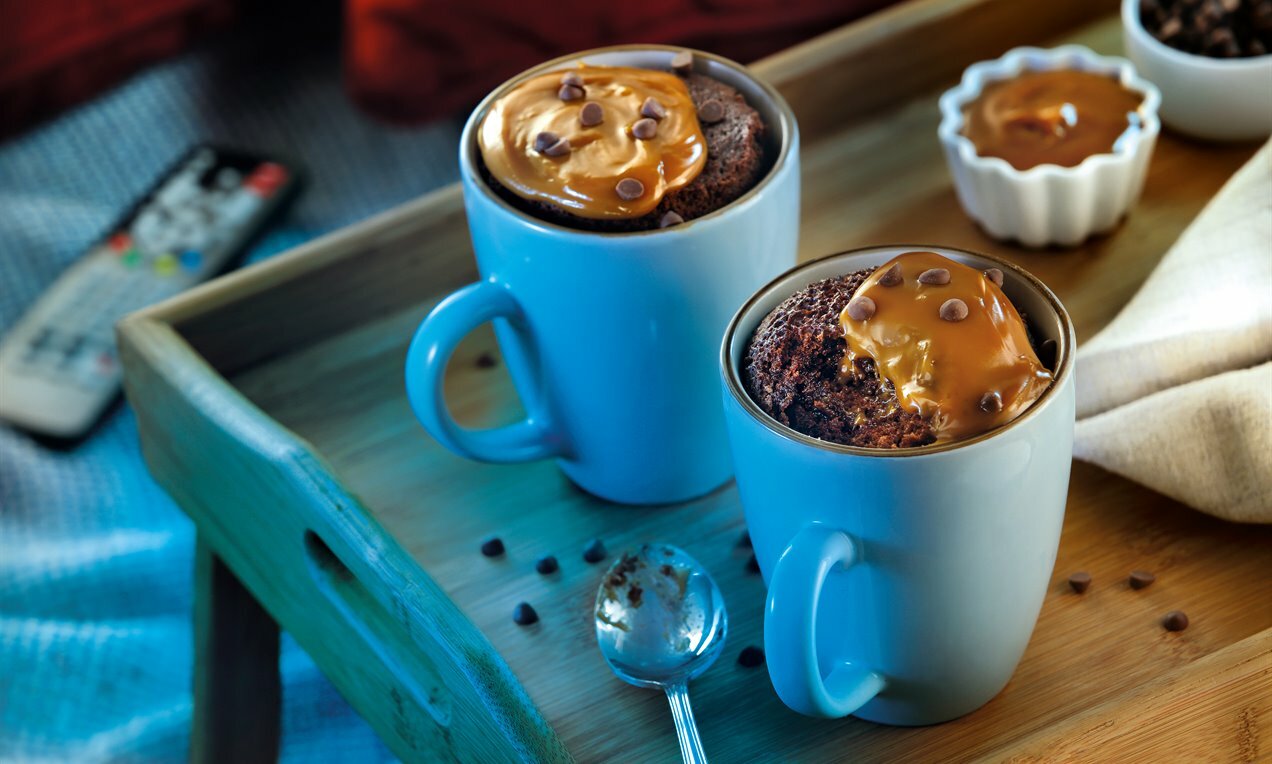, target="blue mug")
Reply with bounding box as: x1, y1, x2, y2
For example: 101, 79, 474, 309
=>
720, 246, 1076, 723
406, 46, 800, 505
